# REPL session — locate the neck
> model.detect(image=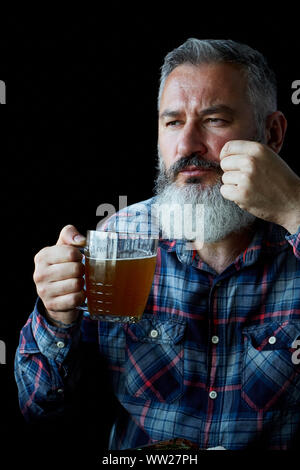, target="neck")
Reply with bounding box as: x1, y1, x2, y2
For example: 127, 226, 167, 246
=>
193, 225, 255, 274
